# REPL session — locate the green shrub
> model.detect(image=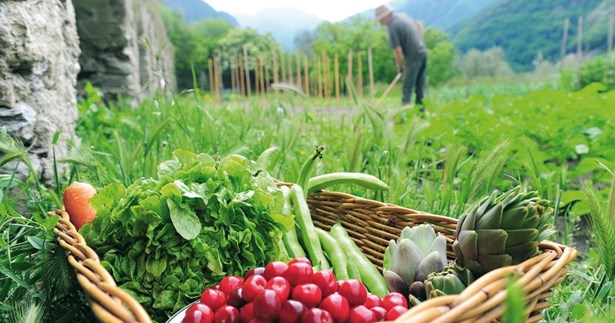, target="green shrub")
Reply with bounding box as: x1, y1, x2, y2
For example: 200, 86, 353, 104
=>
560, 54, 615, 91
